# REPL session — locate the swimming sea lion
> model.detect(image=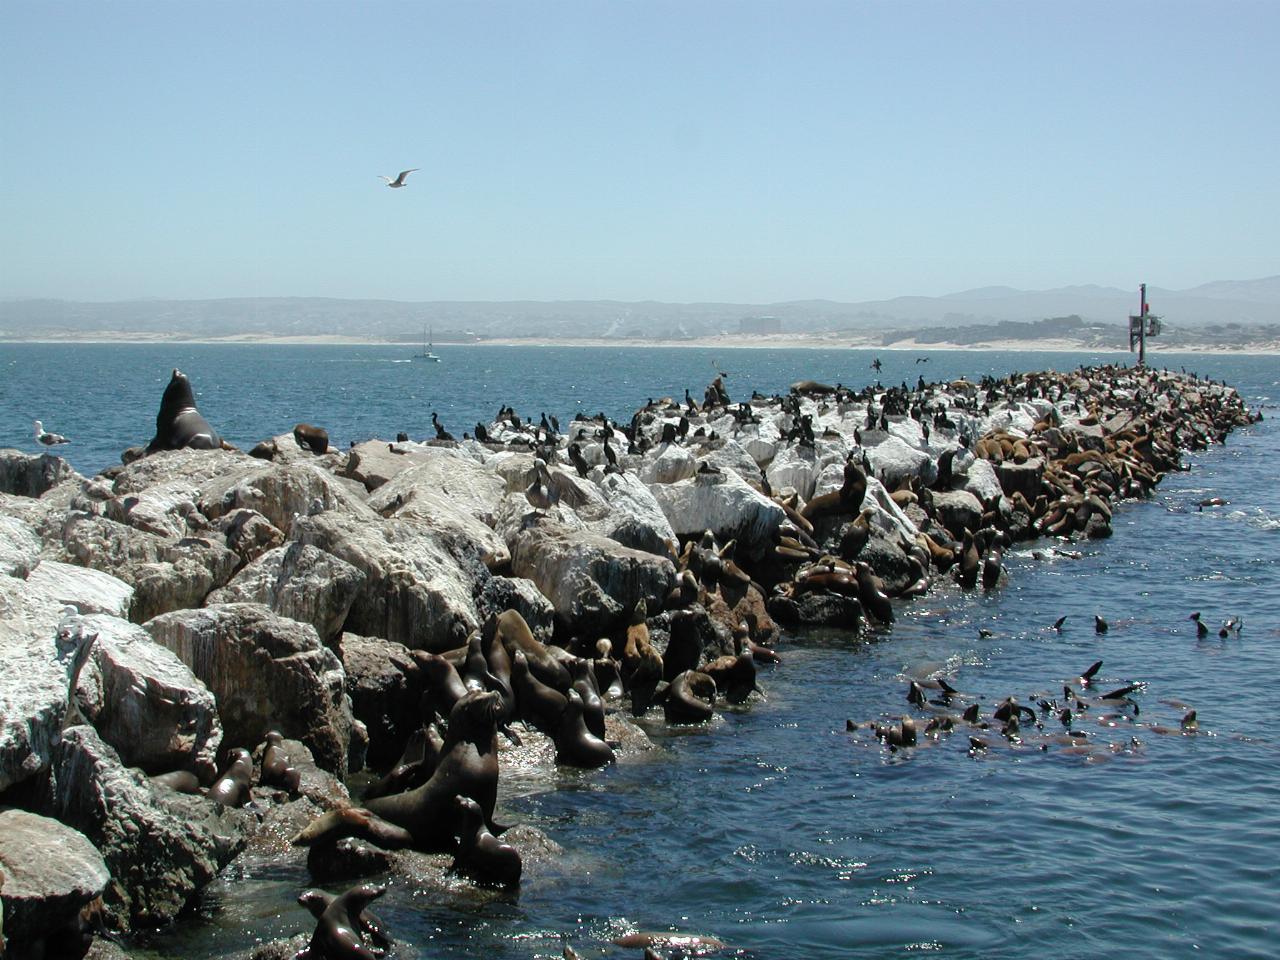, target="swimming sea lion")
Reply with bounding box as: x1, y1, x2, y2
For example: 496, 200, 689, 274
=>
298, 883, 389, 960
450, 795, 522, 887
146, 368, 221, 453
292, 689, 505, 852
